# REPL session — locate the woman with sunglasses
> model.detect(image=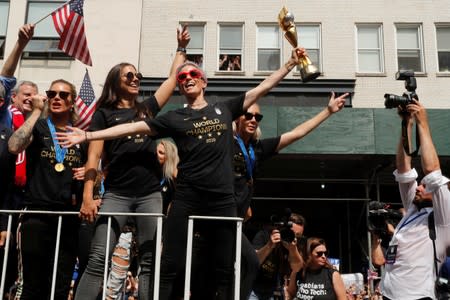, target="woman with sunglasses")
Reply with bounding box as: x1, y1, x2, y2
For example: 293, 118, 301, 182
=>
72, 26, 190, 300
286, 237, 346, 300
8, 79, 86, 300
234, 95, 347, 300
57, 47, 305, 299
